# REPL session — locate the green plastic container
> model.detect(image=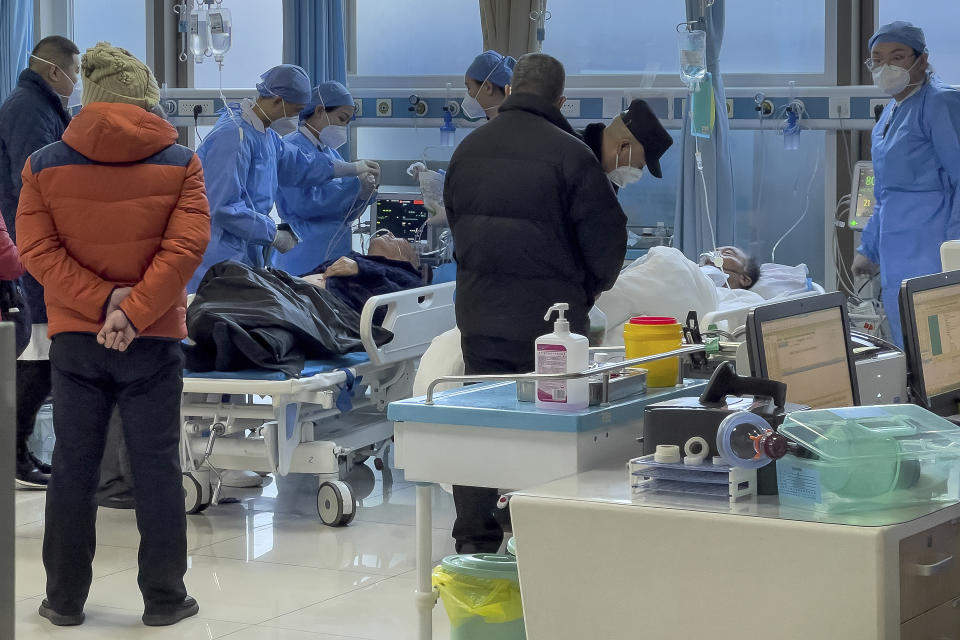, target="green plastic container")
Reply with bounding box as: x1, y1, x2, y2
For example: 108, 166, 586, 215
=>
433, 554, 526, 640
776, 405, 960, 513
